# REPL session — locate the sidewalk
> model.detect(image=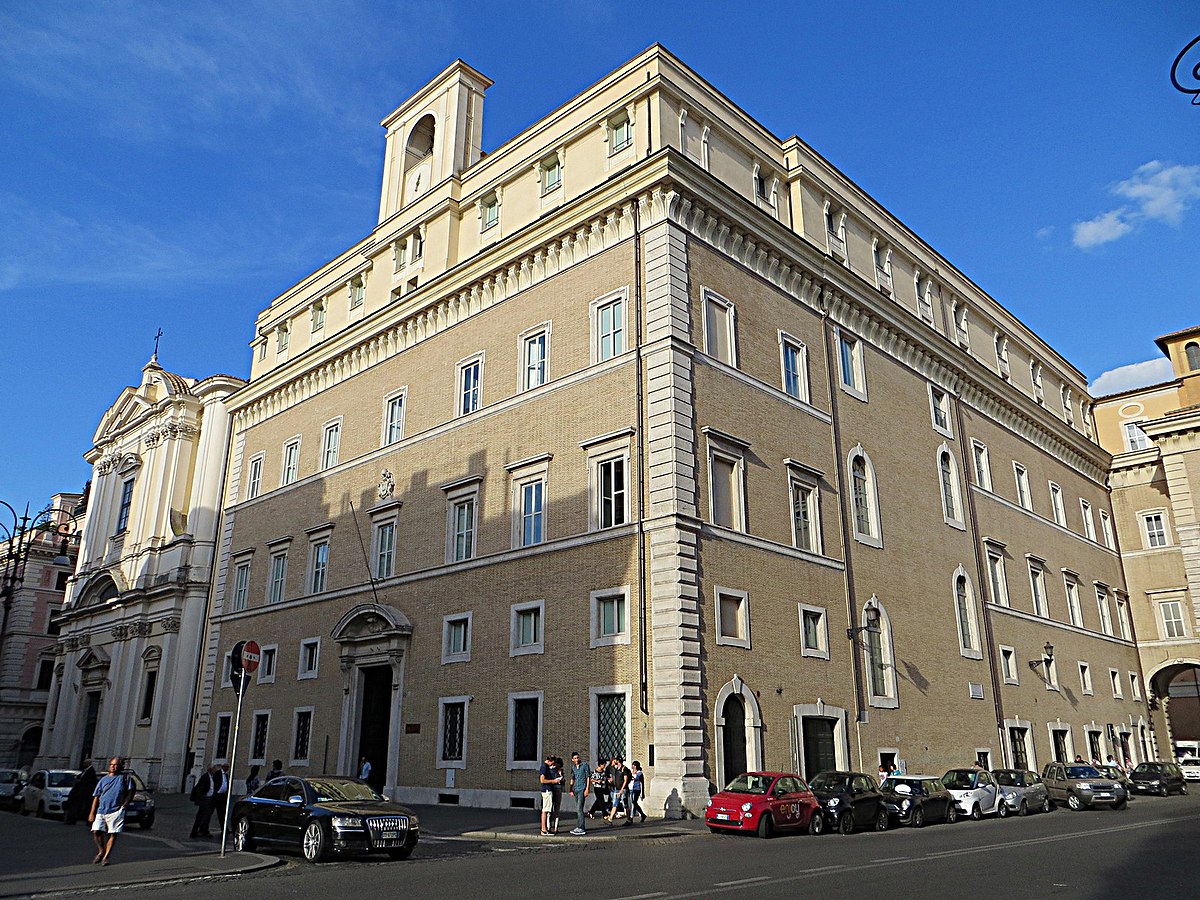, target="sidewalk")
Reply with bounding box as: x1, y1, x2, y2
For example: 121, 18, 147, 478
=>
415, 803, 705, 843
